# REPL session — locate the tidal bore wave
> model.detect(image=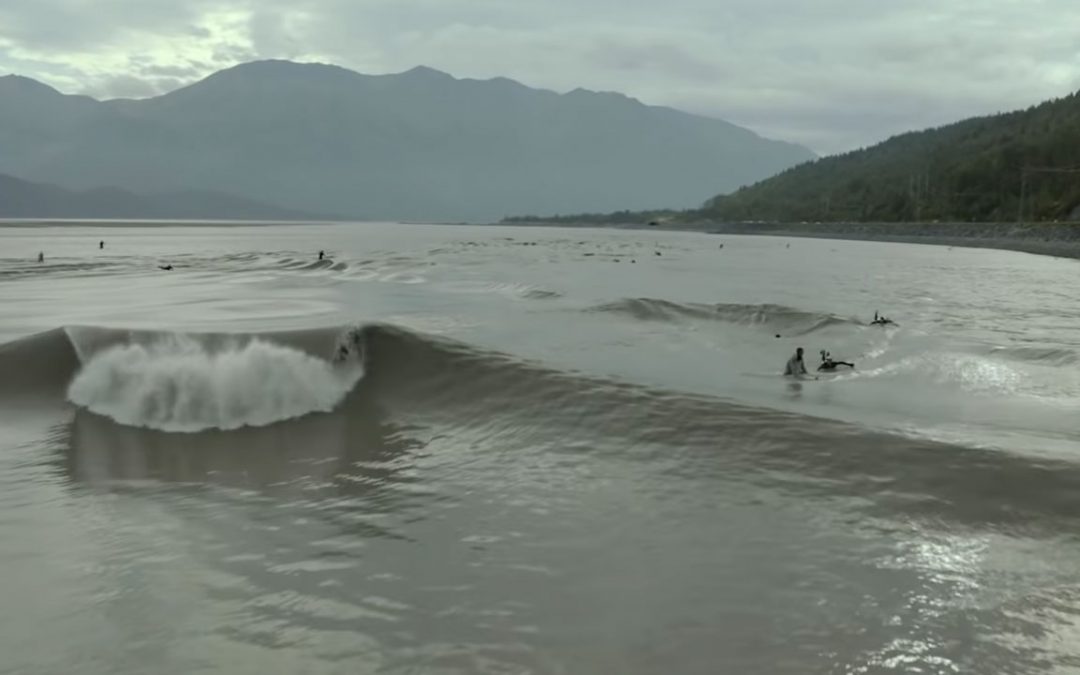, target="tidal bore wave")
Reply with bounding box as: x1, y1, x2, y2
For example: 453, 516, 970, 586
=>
590, 298, 859, 334
1, 322, 1077, 535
